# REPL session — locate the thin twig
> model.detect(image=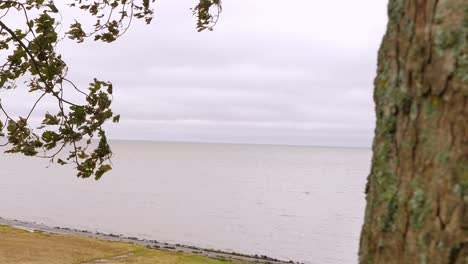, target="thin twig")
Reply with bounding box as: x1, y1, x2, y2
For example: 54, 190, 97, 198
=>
26, 91, 47, 120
